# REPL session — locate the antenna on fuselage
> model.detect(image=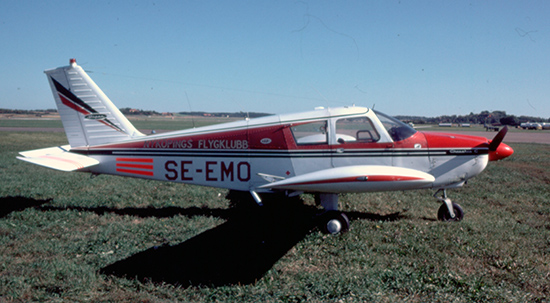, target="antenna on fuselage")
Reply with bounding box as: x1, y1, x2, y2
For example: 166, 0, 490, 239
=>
309, 85, 330, 107
372, 103, 376, 110
184, 91, 196, 129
